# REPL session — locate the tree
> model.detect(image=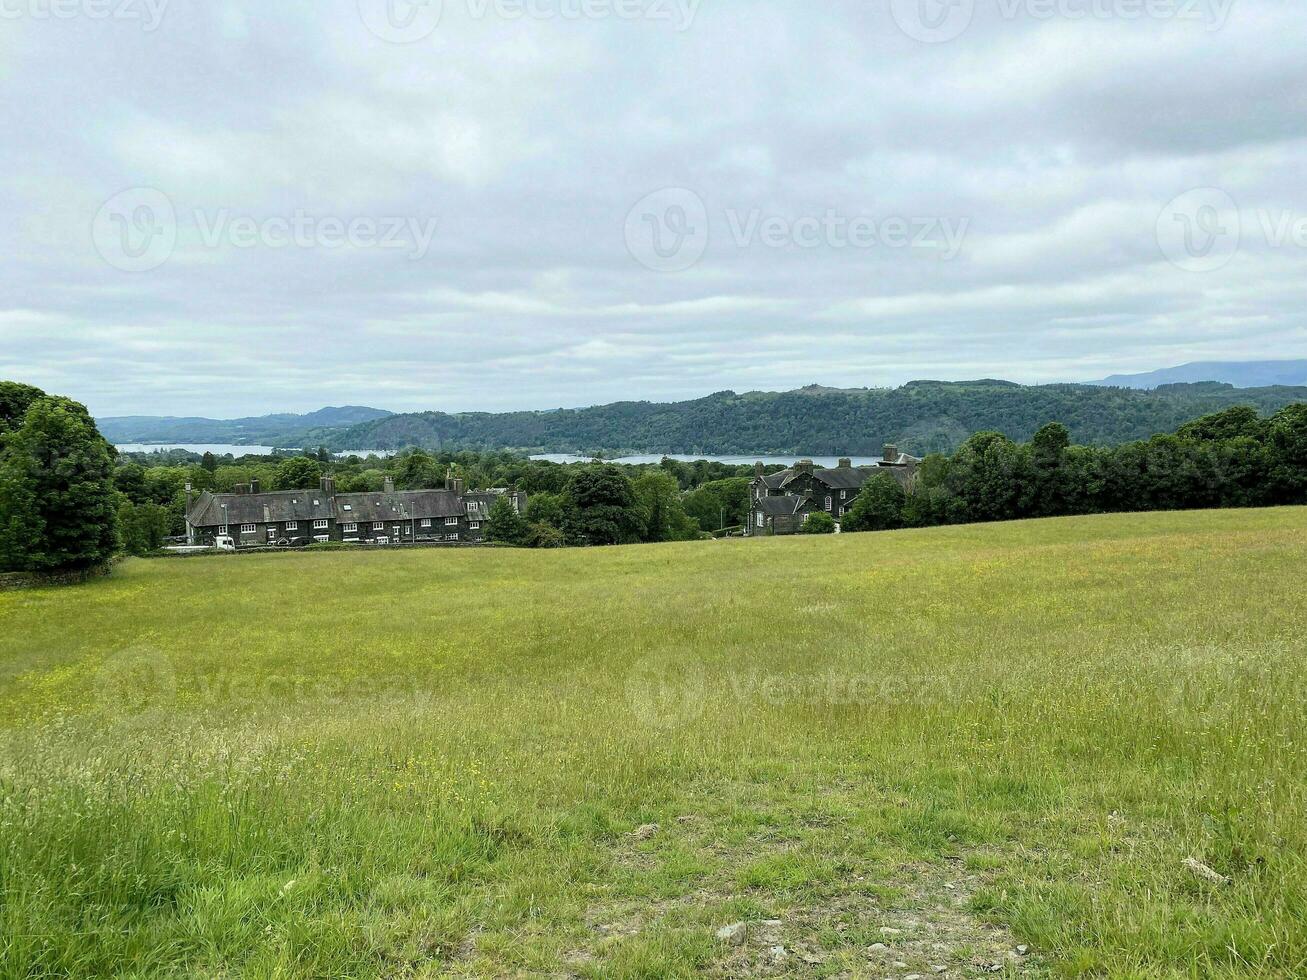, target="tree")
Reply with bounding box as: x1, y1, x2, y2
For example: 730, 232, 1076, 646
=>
631, 471, 700, 542
525, 492, 566, 528
524, 521, 566, 549
485, 494, 529, 545
0, 382, 45, 436
274, 456, 323, 491
394, 450, 441, 490
117, 500, 173, 555
799, 510, 836, 534
842, 474, 906, 532
563, 465, 640, 546
0, 396, 118, 572
200, 451, 218, 472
